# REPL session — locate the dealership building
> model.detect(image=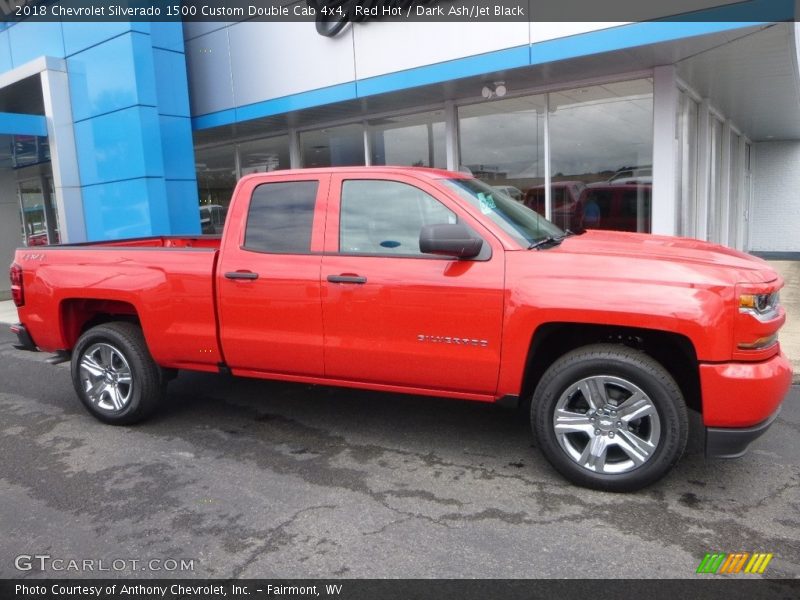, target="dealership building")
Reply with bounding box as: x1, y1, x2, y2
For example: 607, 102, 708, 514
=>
1, 5, 800, 296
